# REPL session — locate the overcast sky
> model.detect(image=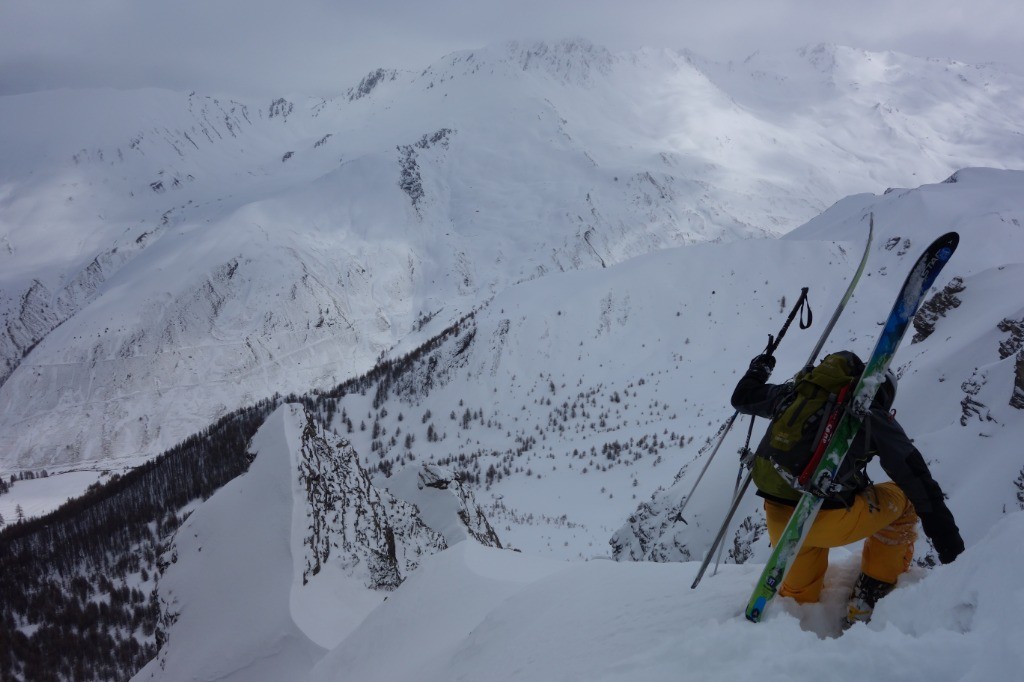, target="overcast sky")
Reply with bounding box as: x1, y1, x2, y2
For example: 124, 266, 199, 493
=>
3, 0, 1023, 99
